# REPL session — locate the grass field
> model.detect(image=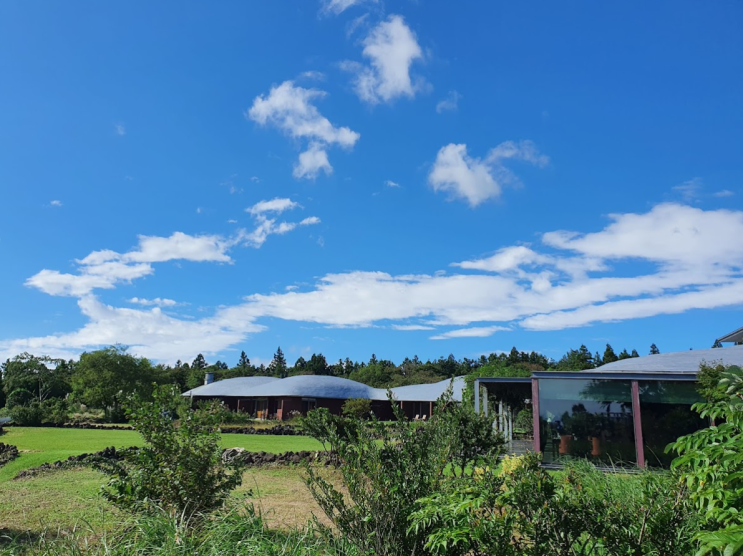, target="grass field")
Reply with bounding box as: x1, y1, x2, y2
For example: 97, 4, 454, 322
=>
0, 427, 323, 482
0, 427, 330, 539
